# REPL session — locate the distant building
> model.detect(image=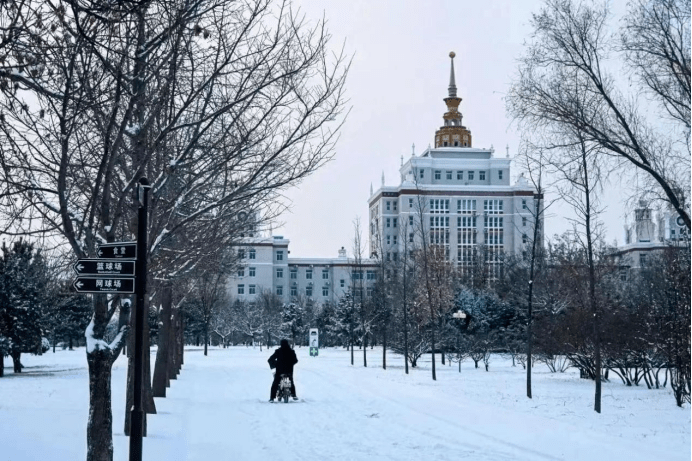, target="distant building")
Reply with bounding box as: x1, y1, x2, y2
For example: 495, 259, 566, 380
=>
367, 52, 541, 280
227, 236, 376, 304
612, 200, 688, 279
